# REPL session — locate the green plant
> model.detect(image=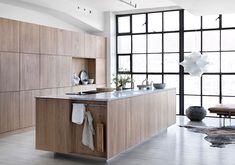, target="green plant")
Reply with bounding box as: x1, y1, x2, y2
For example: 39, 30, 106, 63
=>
112, 74, 132, 88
